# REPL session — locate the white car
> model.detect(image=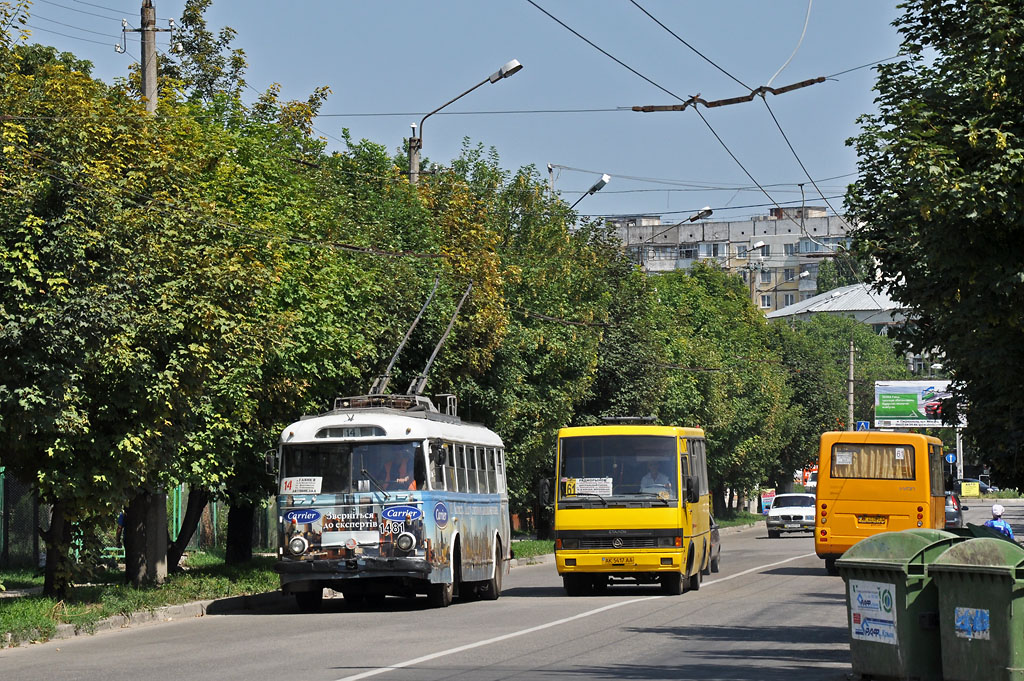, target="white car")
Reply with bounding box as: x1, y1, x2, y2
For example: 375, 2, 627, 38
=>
766, 493, 816, 538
